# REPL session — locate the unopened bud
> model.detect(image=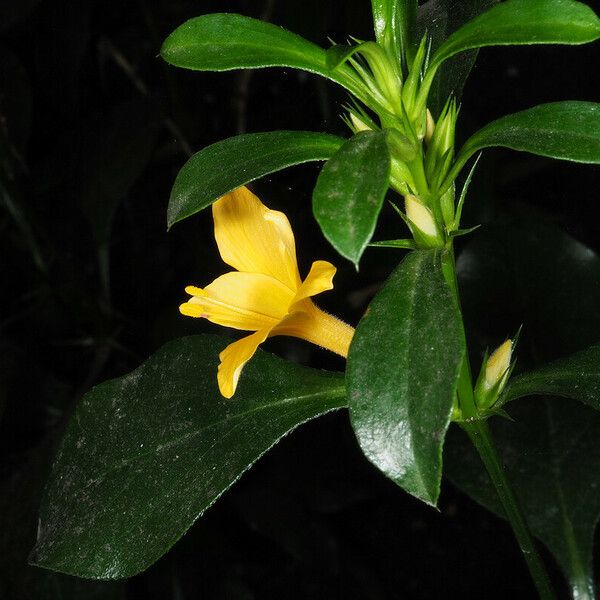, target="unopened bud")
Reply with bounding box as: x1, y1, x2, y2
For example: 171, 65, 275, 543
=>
405, 194, 443, 247
425, 109, 435, 144
350, 112, 371, 132
485, 339, 512, 390
475, 339, 514, 411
